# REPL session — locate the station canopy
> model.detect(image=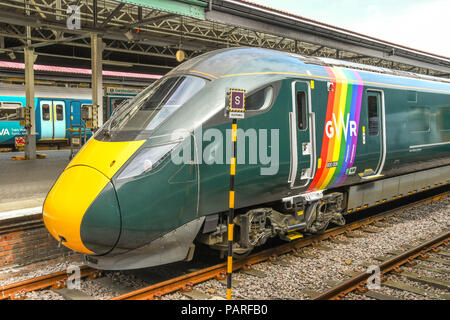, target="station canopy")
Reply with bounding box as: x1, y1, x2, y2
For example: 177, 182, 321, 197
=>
0, 0, 448, 79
